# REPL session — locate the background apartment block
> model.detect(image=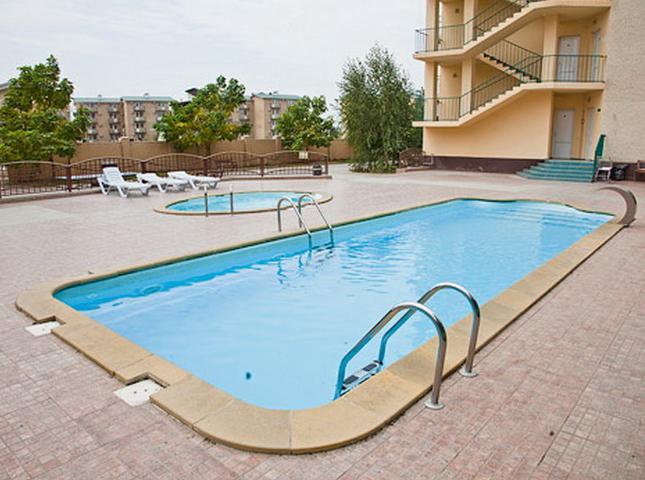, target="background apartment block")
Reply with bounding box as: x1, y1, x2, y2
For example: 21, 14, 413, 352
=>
0, 81, 9, 105
414, 0, 643, 175
186, 89, 300, 139
73, 94, 173, 142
